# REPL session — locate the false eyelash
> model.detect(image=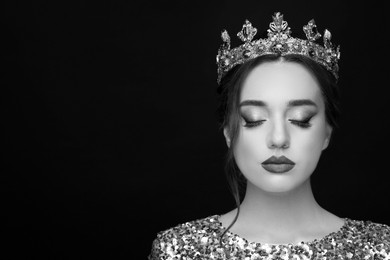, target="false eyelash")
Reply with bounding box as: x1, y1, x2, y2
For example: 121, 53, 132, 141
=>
289, 117, 312, 128
243, 117, 313, 128
243, 120, 266, 128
